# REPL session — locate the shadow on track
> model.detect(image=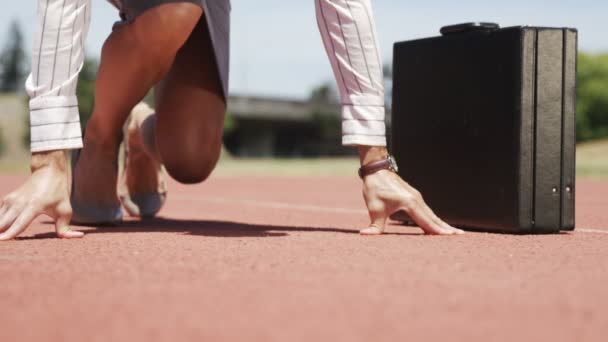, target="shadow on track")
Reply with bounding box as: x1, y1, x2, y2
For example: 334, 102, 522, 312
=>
23, 218, 422, 240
